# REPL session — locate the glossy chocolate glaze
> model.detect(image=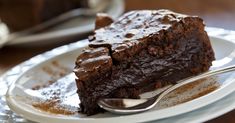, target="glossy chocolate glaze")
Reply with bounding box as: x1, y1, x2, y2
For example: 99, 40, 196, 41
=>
89, 10, 192, 61
74, 9, 215, 115
74, 47, 112, 82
